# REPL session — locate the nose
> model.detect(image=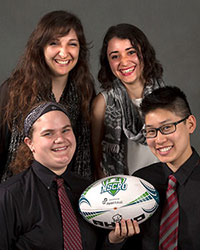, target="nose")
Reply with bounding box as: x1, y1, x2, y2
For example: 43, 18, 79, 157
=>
120, 54, 129, 66
155, 130, 167, 144
59, 46, 68, 58
54, 132, 65, 143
